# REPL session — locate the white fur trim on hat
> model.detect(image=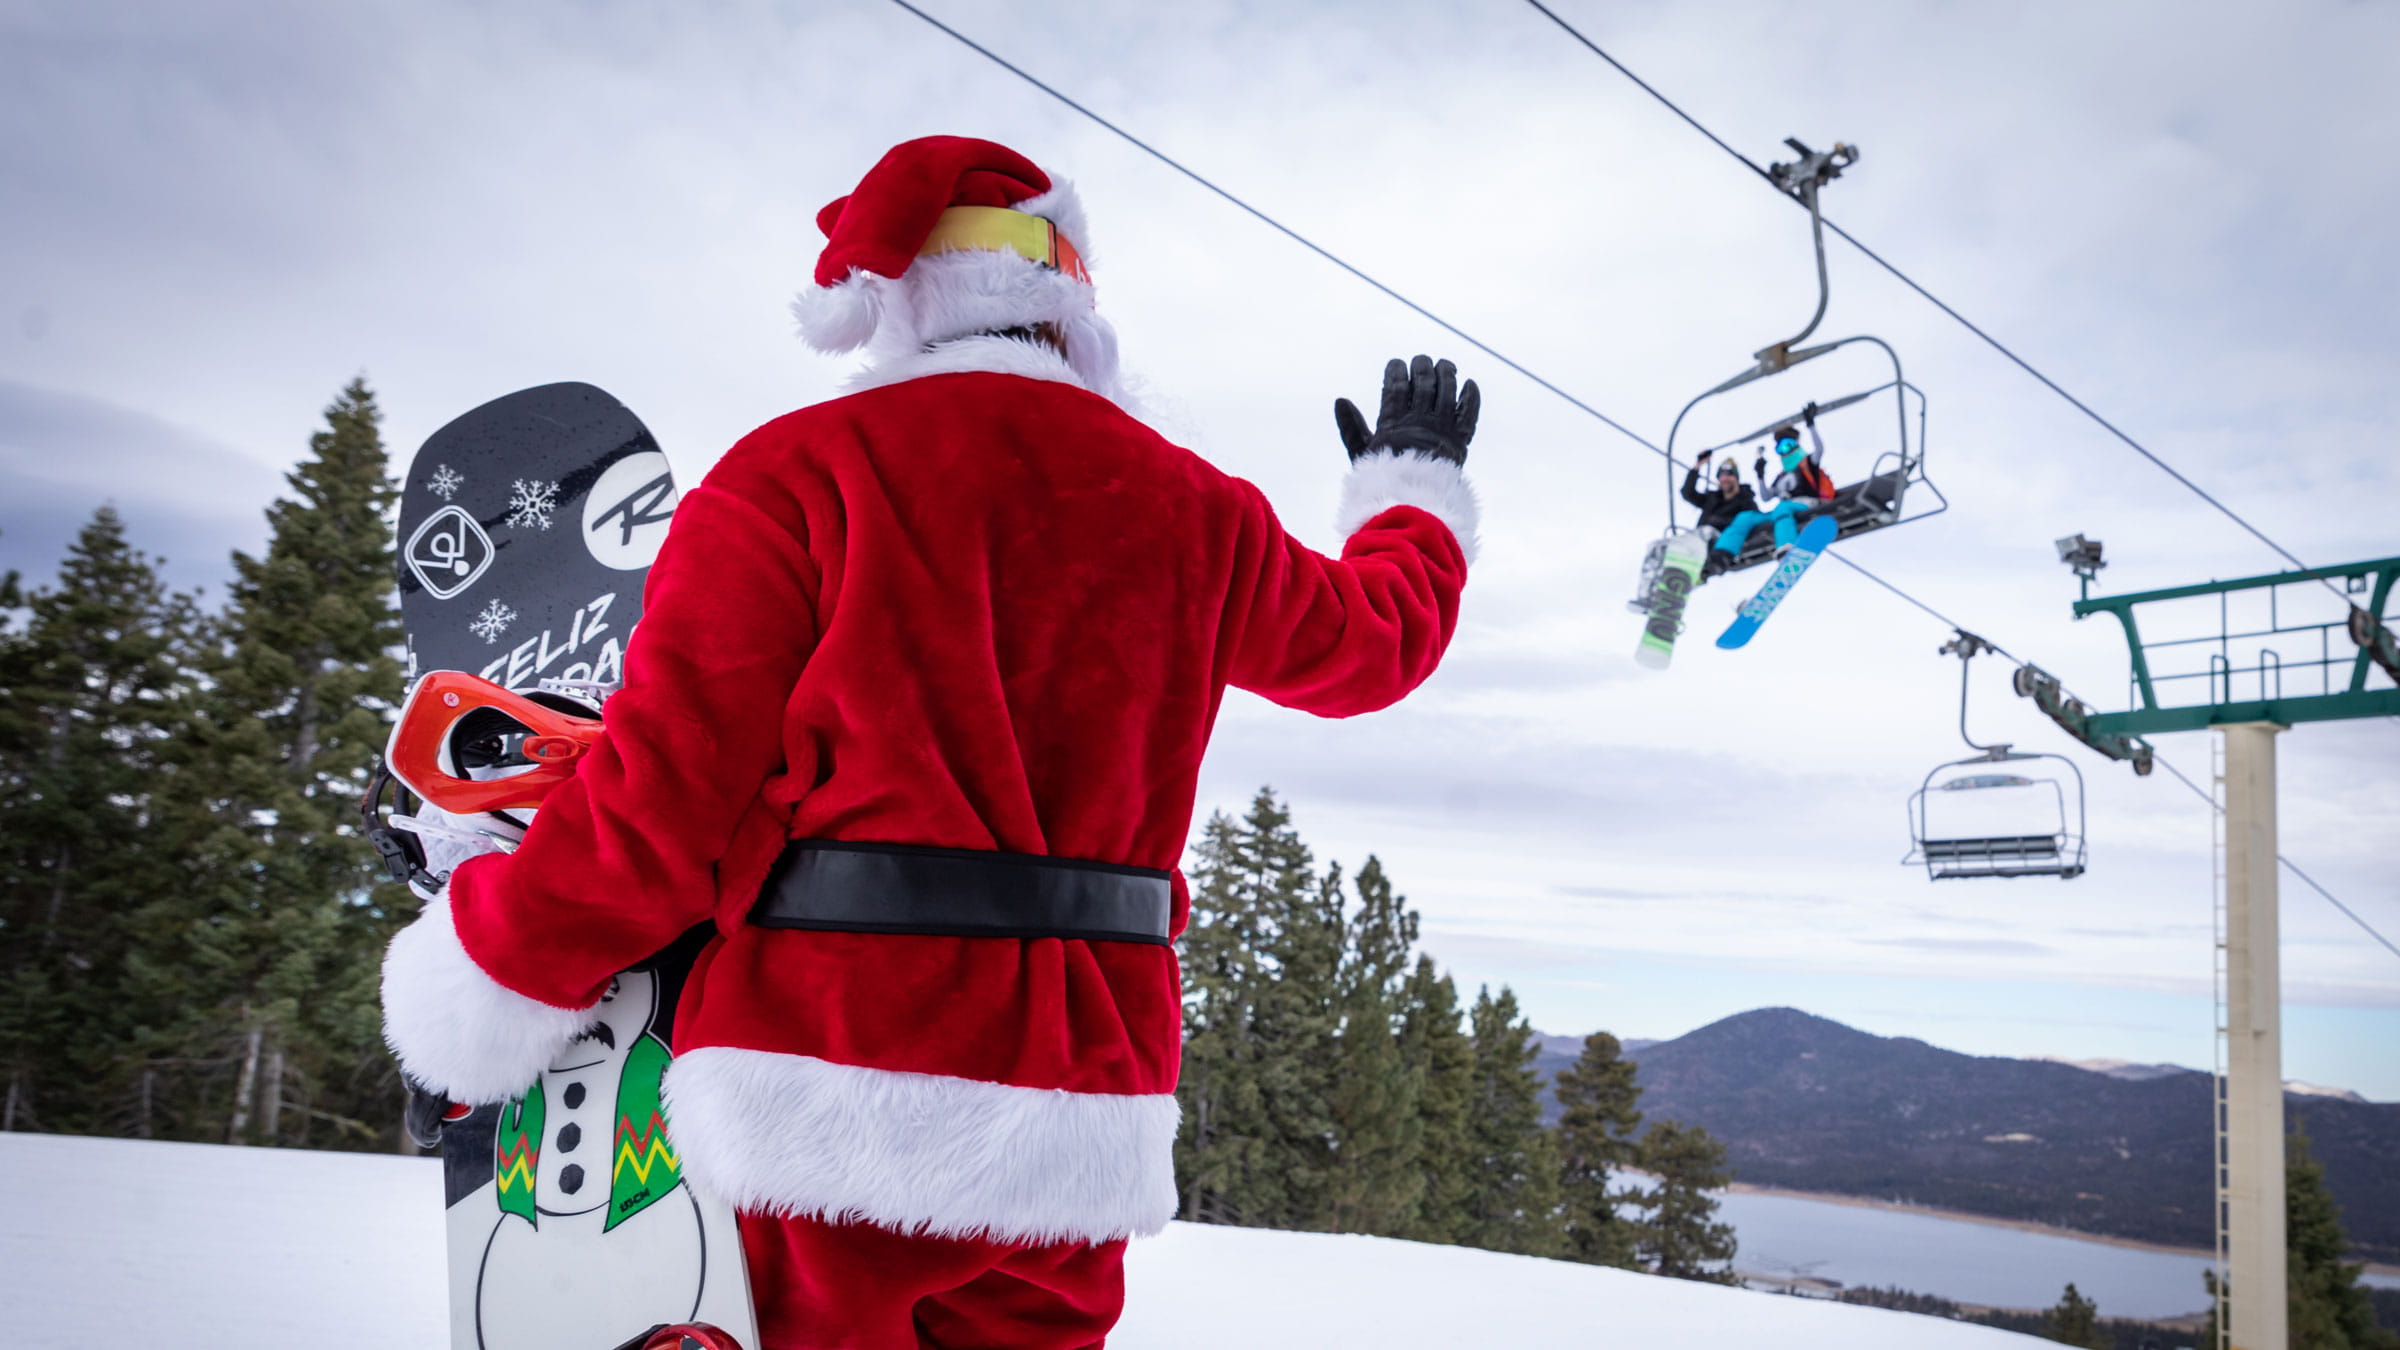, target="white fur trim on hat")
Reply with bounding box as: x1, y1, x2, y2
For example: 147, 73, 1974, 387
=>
1336, 450, 1482, 567
793, 268, 887, 355
797, 246, 1131, 408
1014, 179, 1092, 264
380, 896, 601, 1104
663, 1047, 1181, 1246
